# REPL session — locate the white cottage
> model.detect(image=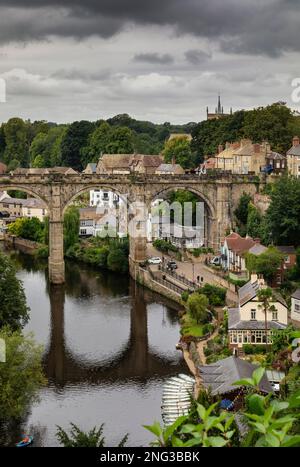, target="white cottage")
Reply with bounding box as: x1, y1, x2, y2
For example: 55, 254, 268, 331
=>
228, 274, 288, 352
291, 289, 300, 325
